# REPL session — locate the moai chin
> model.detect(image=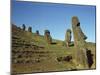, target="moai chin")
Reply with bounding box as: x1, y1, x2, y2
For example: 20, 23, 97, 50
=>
44, 30, 52, 44
65, 29, 71, 47
72, 16, 88, 69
